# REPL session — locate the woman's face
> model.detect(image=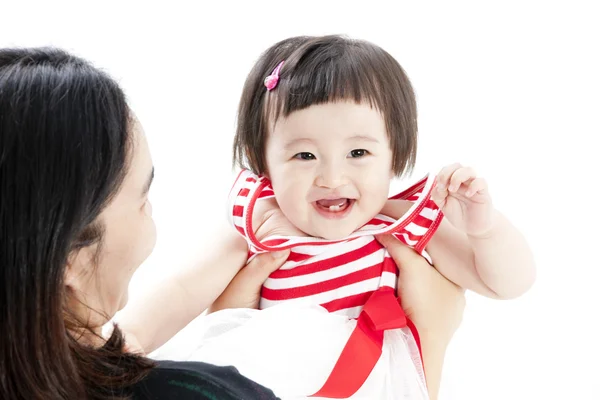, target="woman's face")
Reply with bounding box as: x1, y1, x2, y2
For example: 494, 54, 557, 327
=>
67, 119, 156, 329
